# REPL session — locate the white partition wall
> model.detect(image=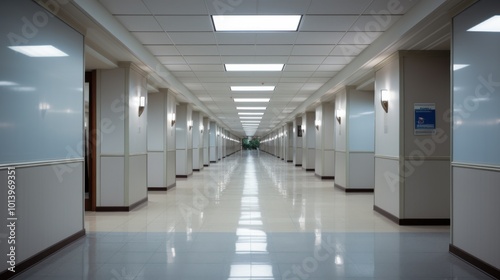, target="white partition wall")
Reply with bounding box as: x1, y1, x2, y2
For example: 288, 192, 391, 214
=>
451, 1, 500, 277
96, 62, 148, 210
147, 89, 176, 190
192, 111, 203, 171
209, 121, 218, 163
293, 117, 303, 166
315, 102, 335, 179
302, 112, 316, 171
374, 51, 450, 225
335, 87, 375, 191
175, 103, 193, 178
203, 118, 210, 167
0, 0, 85, 275
286, 122, 294, 162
